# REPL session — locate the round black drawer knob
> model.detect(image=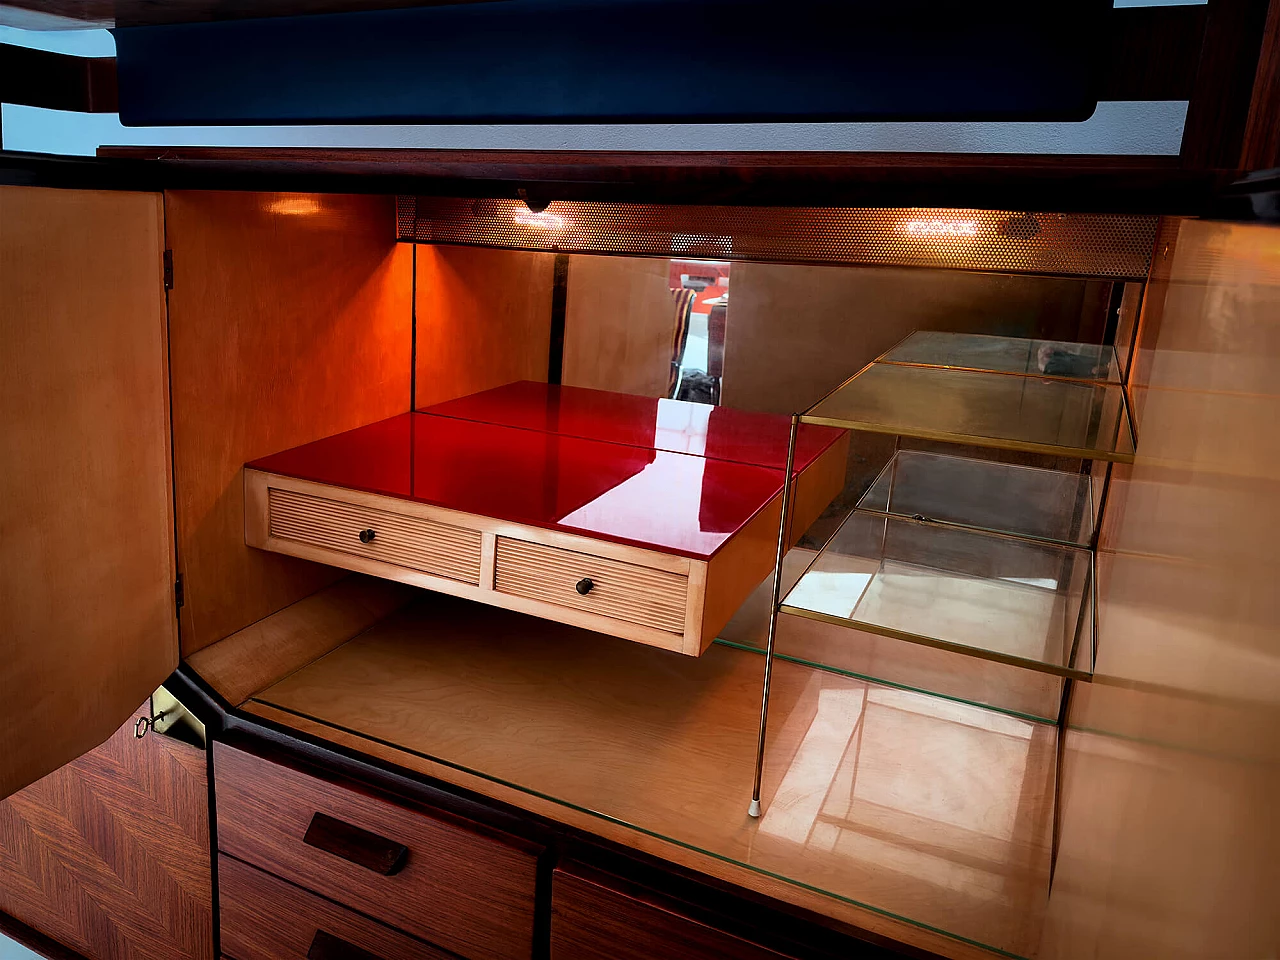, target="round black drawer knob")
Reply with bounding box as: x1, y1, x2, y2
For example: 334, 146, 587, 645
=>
575, 577, 595, 596
358, 529, 376, 544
